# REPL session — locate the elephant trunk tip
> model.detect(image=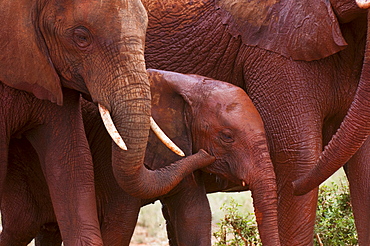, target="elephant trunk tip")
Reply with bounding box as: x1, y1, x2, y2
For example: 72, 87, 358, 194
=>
291, 177, 311, 196
115, 149, 216, 199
